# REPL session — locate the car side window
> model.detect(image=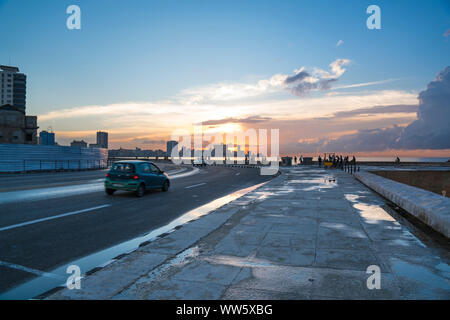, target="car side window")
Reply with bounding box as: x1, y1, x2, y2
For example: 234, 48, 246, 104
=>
140, 163, 151, 173
150, 164, 160, 173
